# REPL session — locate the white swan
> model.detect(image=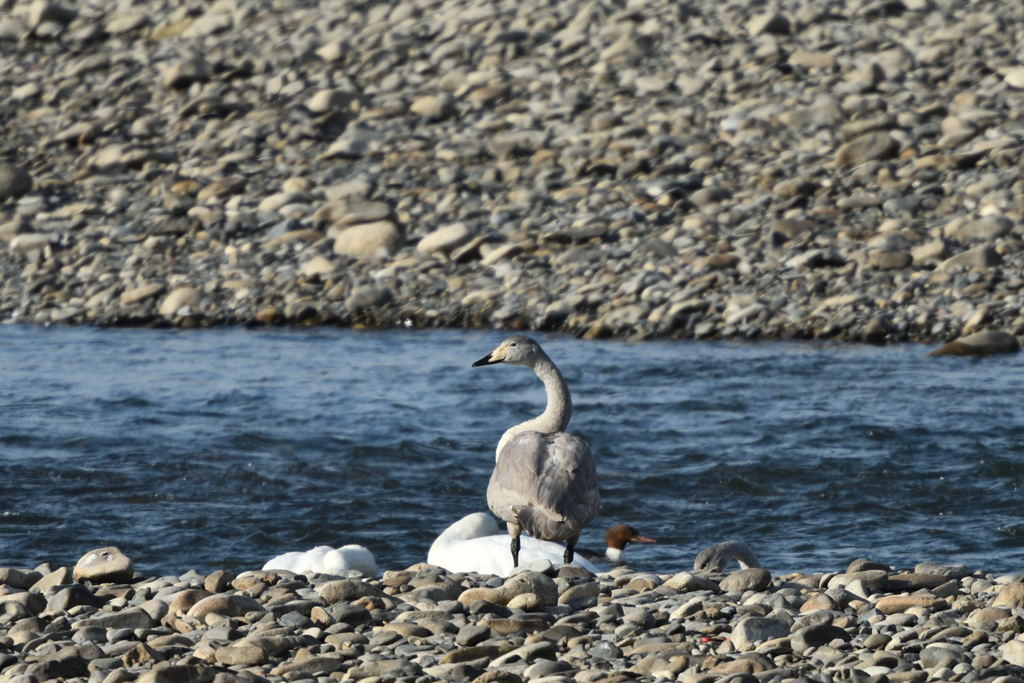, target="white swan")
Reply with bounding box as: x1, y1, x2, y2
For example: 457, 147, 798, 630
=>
693, 540, 761, 572
263, 544, 377, 577
473, 336, 600, 568
428, 512, 597, 576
